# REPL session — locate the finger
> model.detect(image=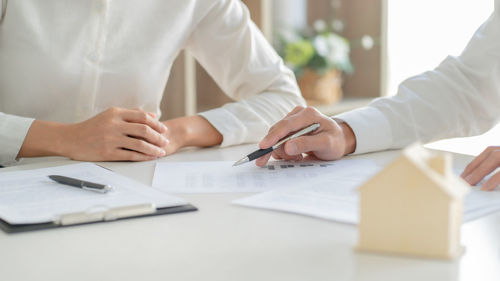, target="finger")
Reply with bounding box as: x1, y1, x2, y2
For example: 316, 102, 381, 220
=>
112, 149, 158, 162
121, 137, 166, 158
121, 109, 167, 134
132, 107, 158, 119
256, 153, 272, 167
271, 146, 303, 161
284, 134, 340, 160
124, 123, 169, 148
481, 170, 500, 191
461, 147, 494, 177
464, 154, 500, 186
271, 150, 283, 160
260, 107, 322, 149
284, 106, 305, 118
